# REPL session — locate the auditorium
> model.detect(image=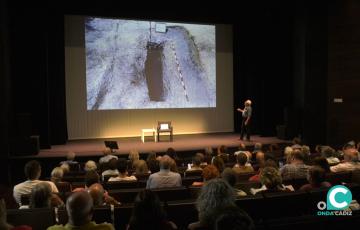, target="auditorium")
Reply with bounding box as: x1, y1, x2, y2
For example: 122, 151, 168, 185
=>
1, 1, 360, 229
